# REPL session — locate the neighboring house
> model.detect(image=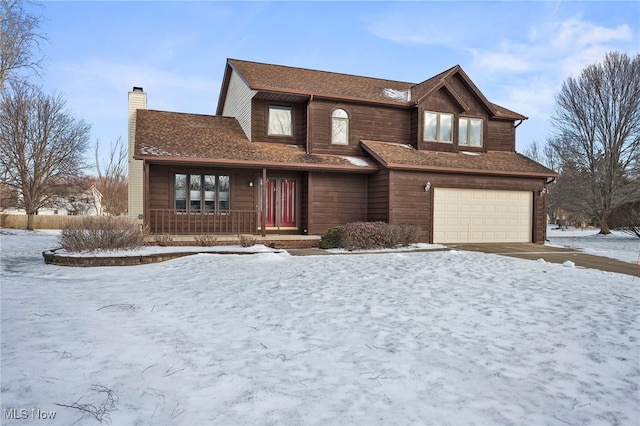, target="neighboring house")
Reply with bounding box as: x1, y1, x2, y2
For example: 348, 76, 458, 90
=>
128, 59, 557, 244
3, 185, 103, 216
